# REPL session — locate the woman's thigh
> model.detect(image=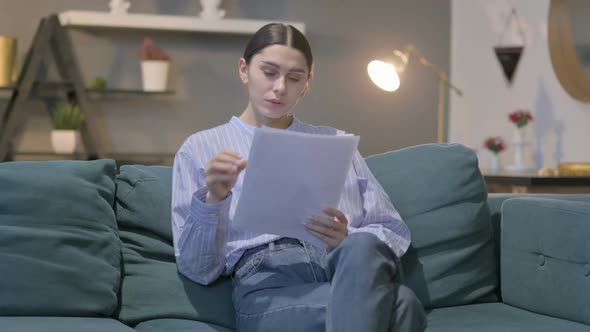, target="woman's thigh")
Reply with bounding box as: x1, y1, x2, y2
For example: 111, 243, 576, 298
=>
232, 243, 329, 332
